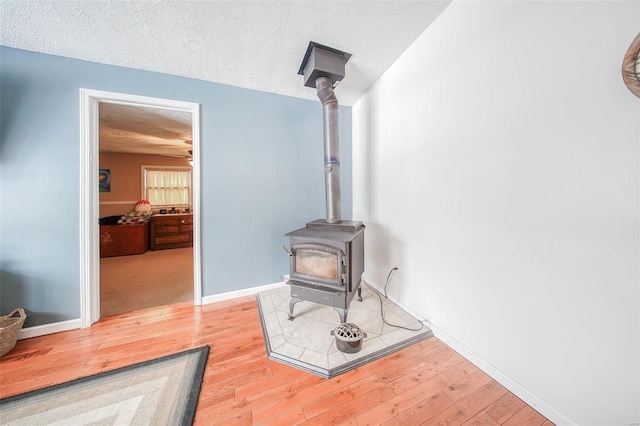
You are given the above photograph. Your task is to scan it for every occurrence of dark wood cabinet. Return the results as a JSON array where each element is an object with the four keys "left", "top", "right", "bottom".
[
  {"left": 150, "top": 214, "right": 193, "bottom": 250},
  {"left": 100, "top": 222, "right": 150, "bottom": 258}
]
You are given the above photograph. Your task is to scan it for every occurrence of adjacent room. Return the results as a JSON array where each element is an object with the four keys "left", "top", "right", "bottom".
[
  {"left": 0, "top": 1, "right": 638, "bottom": 425},
  {"left": 98, "top": 102, "right": 195, "bottom": 317}
]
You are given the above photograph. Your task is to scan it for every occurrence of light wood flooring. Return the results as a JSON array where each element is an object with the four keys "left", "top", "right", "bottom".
[
  {"left": 0, "top": 297, "right": 553, "bottom": 425},
  {"left": 100, "top": 247, "right": 194, "bottom": 317}
]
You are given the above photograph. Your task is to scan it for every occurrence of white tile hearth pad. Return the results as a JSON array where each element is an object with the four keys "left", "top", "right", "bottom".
[{"left": 256, "top": 284, "right": 433, "bottom": 378}]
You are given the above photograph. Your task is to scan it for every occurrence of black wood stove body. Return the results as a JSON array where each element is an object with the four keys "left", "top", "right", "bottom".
[{"left": 285, "top": 219, "right": 364, "bottom": 323}]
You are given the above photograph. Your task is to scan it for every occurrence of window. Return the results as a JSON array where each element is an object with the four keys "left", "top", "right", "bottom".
[{"left": 142, "top": 166, "right": 192, "bottom": 207}]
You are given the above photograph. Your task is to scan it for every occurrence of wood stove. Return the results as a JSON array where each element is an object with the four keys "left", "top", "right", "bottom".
[
  {"left": 285, "top": 220, "right": 364, "bottom": 323},
  {"left": 284, "top": 42, "right": 365, "bottom": 323}
]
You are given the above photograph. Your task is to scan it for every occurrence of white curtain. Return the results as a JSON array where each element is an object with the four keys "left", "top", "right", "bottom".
[{"left": 146, "top": 170, "right": 190, "bottom": 205}]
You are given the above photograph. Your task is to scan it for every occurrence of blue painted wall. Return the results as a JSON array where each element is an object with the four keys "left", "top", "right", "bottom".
[{"left": 0, "top": 47, "right": 352, "bottom": 327}]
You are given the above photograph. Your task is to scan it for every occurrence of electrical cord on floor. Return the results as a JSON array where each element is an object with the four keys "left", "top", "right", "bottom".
[{"left": 362, "top": 267, "right": 424, "bottom": 332}]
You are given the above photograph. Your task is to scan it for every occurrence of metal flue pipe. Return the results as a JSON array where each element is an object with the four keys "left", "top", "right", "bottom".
[{"left": 315, "top": 76, "right": 342, "bottom": 224}]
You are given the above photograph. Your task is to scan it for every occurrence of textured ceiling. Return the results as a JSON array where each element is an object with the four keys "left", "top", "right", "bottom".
[
  {"left": 0, "top": 0, "right": 450, "bottom": 106},
  {"left": 99, "top": 103, "right": 193, "bottom": 157}
]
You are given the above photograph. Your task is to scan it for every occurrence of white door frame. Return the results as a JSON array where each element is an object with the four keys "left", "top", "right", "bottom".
[{"left": 79, "top": 88, "right": 202, "bottom": 328}]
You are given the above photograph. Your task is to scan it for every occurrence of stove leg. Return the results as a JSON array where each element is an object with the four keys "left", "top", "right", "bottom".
[
  {"left": 288, "top": 297, "right": 302, "bottom": 321},
  {"left": 335, "top": 307, "right": 347, "bottom": 324},
  {"left": 357, "top": 286, "right": 363, "bottom": 302}
]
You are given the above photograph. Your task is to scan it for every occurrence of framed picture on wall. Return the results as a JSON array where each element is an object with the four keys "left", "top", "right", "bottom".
[{"left": 99, "top": 169, "right": 110, "bottom": 192}]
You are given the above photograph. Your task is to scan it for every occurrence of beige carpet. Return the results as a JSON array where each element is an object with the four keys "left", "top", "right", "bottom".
[{"left": 100, "top": 248, "right": 194, "bottom": 317}]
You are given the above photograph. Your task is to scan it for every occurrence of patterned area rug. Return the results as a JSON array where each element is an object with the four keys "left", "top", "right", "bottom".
[
  {"left": 257, "top": 284, "right": 433, "bottom": 378},
  {"left": 0, "top": 346, "right": 209, "bottom": 426}
]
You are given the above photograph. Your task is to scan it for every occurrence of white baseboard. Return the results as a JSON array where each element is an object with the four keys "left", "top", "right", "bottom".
[
  {"left": 18, "top": 318, "right": 82, "bottom": 340},
  {"left": 361, "top": 276, "right": 574, "bottom": 426},
  {"left": 202, "top": 280, "right": 287, "bottom": 305},
  {"left": 428, "top": 324, "right": 575, "bottom": 426}
]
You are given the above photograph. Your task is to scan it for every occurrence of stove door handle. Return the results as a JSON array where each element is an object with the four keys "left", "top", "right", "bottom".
[{"left": 281, "top": 244, "right": 293, "bottom": 257}]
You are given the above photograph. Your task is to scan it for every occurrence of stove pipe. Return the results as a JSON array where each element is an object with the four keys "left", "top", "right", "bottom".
[
  {"left": 299, "top": 42, "right": 352, "bottom": 224},
  {"left": 316, "top": 76, "right": 341, "bottom": 224}
]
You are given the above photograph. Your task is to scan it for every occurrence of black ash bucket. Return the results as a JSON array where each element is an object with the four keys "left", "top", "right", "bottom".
[{"left": 331, "top": 323, "right": 367, "bottom": 353}]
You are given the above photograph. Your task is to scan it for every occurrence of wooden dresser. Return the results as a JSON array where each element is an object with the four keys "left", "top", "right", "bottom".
[
  {"left": 150, "top": 214, "right": 193, "bottom": 250},
  {"left": 100, "top": 222, "right": 150, "bottom": 258}
]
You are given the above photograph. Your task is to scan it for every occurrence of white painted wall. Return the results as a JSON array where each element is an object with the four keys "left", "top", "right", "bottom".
[{"left": 353, "top": 2, "right": 639, "bottom": 425}]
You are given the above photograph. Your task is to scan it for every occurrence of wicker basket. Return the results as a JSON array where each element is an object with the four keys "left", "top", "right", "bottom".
[{"left": 0, "top": 308, "right": 26, "bottom": 357}]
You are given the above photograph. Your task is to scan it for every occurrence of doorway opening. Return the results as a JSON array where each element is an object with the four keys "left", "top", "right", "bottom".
[{"left": 80, "top": 89, "right": 201, "bottom": 327}]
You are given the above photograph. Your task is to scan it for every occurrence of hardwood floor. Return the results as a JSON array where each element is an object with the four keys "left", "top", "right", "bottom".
[{"left": 0, "top": 297, "right": 553, "bottom": 425}]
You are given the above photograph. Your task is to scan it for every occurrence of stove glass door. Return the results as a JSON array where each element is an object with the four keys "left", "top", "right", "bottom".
[{"left": 291, "top": 244, "right": 344, "bottom": 285}]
